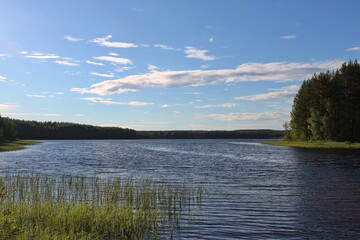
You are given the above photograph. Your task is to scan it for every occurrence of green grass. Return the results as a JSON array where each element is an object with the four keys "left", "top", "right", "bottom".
[
  {"left": 0, "top": 140, "right": 41, "bottom": 152},
  {"left": 0, "top": 174, "right": 202, "bottom": 239},
  {"left": 262, "top": 140, "right": 360, "bottom": 148}
]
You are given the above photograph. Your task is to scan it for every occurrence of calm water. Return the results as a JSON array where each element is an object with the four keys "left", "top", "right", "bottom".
[{"left": 1, "top": 139, "right": 360, "bottom": 239}]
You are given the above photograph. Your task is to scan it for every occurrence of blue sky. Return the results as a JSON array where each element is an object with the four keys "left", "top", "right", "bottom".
[{"left": 1, "top": 0, "right": 359, "bottom": 130}]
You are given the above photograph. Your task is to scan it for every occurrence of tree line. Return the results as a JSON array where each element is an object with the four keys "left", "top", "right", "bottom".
[
  {"left": 0, "top": 115, "right": 283, "bottom": 140},
  {"left": 285, "top": 60, "right": 360, "bottom": 142}
]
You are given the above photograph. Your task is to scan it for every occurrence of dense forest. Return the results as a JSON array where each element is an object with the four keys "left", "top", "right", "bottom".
[
  {"left": 0, "top": 115, "right": 283, "bottom": 140},
  {"left": 0, "top": 115, "right": 16, "bottom": 141},
  {"left": 286, "top": 60, "right": 360, "bottom": 142},
  {"left": 3, "top": 117, "right": 136, "bottom": 140},
  {"left": 137, "top": 130, "right": 283, "bottom": 139}
]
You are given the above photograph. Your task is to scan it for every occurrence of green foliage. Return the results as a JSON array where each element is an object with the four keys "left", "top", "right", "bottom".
[
  {"left": 289, "top": 60, "right": 360, "bottom": 142},
  {"left": 0, "top": 175, "right": 202, "bottom": 239},
  {"left": 0, "top": 114, "right": 16, "bottom": 141}
]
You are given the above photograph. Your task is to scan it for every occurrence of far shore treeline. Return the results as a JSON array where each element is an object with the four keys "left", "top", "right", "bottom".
[
  {"left": 284, "top": 60, "right": 360, "bottom": 142},
  {"left": 0, "top": 116, "right": 283, "bottom": 140}
]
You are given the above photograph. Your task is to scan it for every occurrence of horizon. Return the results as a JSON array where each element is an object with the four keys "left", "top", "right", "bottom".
[{"left": 1, "top": 0, "right": 360, "bottom": 130}]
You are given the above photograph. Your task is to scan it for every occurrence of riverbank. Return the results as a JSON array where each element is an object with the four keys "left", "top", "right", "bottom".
[
  {"left": 0, "top": 140, "right": 41, "bottom": 152},
  {"left": 263, "top": 140, "right": 360, "bottom": 148}
]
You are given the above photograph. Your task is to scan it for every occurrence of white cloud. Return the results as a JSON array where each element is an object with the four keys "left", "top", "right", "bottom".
[
  {"left": 81, "top": 97, "right": 153, "bottom": 106},
  {"left": 3, "top": 113, "right": 61, "bottom": 117},
  {"left": 93, "top": 56, "right": 132, "bottom": 65},
  {"left": 0, "top": 75, "right": 6, "bottom": 82},
  {"left": 195, "top": 103, "right": 237, "bottom": 108},
  {"left": 55, "top": 60, "right": 80, "bottom": 66},
  {"left": 25, "top": 52, "right": 60, "bottom": 59},
  {"left": 54, "top": 92, "right": 64, "bottom": 95},
  {"left": 202, "top": 111, "right": 289, "bottom": 121},
  {"left": 0, "top": 104, "right": 20, "bottom": 110},
  {"left": 346, "top": 47, "right": 360, "bottom": 51},
  {"left": 160, "top": 104, "right": 170, "bottom": 108},
  {"left": 184, "top": 46, "right": 216, "bottom": 61},
  {"left": 209, "top": 37, "right": 214, "bottom": 43},
  {"left": 280, "top": 35, "right": 297, "bottom": 40},
  {"left": 153, "top": 44, "right": 177, "bottom": 50},
  {"left": 115, "top": 66, "right": 134, "bottom": 72},
  {"left": 147, "top": 64, "right": 158, "bottom": 71},
  {"left": 90, "top": 35, "right": 139, "bottom": 48},
  {"left": 70, "top": 60, "right": 342, "bottom": 96},
  {"left": 90, "top": 72, "right": 115, "bottom": 78},
  {"left": 18, "top": 51, "right": 28, "bottom": 54},
  {"left": 234, "top": 85, "right": 300, "bottom": 101},
  {"left": 200, "top": 64, "right": 209, "bottom": 69},
  {"left": 26, "top": 94, "right": 47, "bottom": 98},
  {"left": 0, "top": 53, "right": 8, "bottom": 58},
  {"left": 64, "top": 35, "right": 83, "bottom": 41},
  {"left": 108, "top": 53, "right": 119, "bottom": 56},
  {"left": 86, "top": 60, "right": 104, "bottom": 66}
]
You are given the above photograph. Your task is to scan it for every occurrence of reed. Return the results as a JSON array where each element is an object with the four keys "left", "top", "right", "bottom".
[{"left": 0, "top": 174, "right": 201, "bottom": 239}]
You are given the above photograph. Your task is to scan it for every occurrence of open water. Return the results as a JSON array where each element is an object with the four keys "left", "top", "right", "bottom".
[{"left": 1, "top": 139, "right": 360, "bottom": 239}]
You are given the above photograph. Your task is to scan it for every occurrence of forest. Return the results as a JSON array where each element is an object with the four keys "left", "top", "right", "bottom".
[
  {"left": 286, "top": 60, "right": 360, "bottom": 142},
  {"left": 0, "top": 115, "right": 283, "bottom": 140}
]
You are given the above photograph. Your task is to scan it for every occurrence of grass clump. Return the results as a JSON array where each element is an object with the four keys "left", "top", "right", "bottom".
[
  {"left": 0, "top": 140, "right": 40, "bottom": 152},
  {"left": 0, "top": 175, "right": 202, "bottom": 239},
  {"left": 262, "top": 140, "right": 360, "bottom": 149}
]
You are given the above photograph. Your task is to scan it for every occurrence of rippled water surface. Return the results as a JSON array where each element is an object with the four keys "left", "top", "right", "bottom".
[{"left": 1, "top": 139, "right": 360, "bottom": 239}]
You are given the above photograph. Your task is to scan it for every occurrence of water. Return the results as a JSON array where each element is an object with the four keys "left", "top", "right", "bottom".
[{"left": 1, "top": 139, "right": 360, "bottom": 239}]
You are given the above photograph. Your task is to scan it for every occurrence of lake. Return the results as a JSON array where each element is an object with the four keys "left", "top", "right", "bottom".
[{"left": 1, "top": 139, "right": 360, "bottom": 239}]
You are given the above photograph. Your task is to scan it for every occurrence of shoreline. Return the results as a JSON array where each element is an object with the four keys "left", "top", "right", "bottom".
[
  {"left": 262, "top": 140, "right": 360, "bottom": 149},
  {"left": 0, "top": 140, "right": 41, "bottom": 152}
]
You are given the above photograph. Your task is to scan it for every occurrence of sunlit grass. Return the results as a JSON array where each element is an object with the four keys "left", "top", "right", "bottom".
[
  {"left": 0, "top": 174, "right": 202, "bottom": 239},
  {"left": 263, "top": 140, "right": 360, "bottom": 148},
  {"left": 0, "top": 140, "right": 40, "bottom": 152}
]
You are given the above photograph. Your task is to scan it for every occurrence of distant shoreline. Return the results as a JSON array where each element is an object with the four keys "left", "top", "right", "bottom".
[{"left": 262, "top": 141, "right": 360, "bottom": 149}]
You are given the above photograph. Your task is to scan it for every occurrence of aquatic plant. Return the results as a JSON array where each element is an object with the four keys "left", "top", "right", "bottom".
[{"left": 0, "top": 174, "right": 202, "bottom": 239}]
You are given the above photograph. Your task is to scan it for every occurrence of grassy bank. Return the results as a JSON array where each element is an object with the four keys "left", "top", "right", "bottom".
[
  {"left": 263, "top": 140, "right": 360, "bottom": 148},
  {"left": 0, "top": 140, "right": 40, "bottom": 152},
  {"left": 0, "top": 174, "right": 202, "bottom": 239}
]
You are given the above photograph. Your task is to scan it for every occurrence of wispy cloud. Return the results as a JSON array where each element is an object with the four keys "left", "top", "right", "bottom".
[
  {"left": 71, "top": 60, "right": 342, "bottom": 96},
  {"left": 25, "top": 52, "right": 60, "bottom": 59},
  {"left": 147, "top": 64, "right": 158, "bottom": 71},
  {"left": 0, "top": 53, "right": 9, "bottom": 58},
  {"left": 160, "top": 104, "right": 170, "bottom": 108},
  {"left": 234, "top": 85, "right": 300, "bottom": 101},
  {"left": 86, "top": 60, "right": 104, "bottom": 66},
  {"left": 201, "top": 111, "right": 289, "bottom": 121},
  {"left": 115, "top": 66, "right": 134, "bottom": 72},
  {"left": 346, "top": 47, "right": 360, "bottom": 51},
  {"left": 184, "top": 46, "right": 216, "bottom": 61},
  {"left": 81, "top": 97, "right": 153, "bottom": 106},
  {"left": 90, "top": 72, "right": 115, "bottom": 78},
  {"left": 90, "top": 35, "right": 140, "bottom": 48},
  {"left": 280, "top": 35, "right": 297, "bottom": 40},
  {"left": 64, "top": 35, "right": 83, "bottom": 41},
  {"left": 108, "top": 53, "right": 119, "bottom": 56},
  {"left": 55, "top": 60, "right": 80, "bottom": 66},
  {"left": 0, "top": 104, "right": 20, "bottom": 110},
  {"left": 0, "top": 75, "right": 6, "bottom": 82},
  {"left": 26, "top": 94, "right": 47, "bottom": 98},
  {"left": 93, "top": 56, "right": 132, "bottom": 65},
  {"left": 183, "top": 92, "right": 202, "bottom": 95},
  {"left": 209, "top": 37, "right": 215, "bottom": 43},
  {"left": 153, "top": 44, "right": 178, "bottom": 50},
  {"left": 195, "top": 103, "right": 237, "bottom": 108}
]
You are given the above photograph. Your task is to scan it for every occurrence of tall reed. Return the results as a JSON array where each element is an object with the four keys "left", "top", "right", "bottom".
[{"left": 0, "top": 174, "right": 202, "bottom": 239}]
